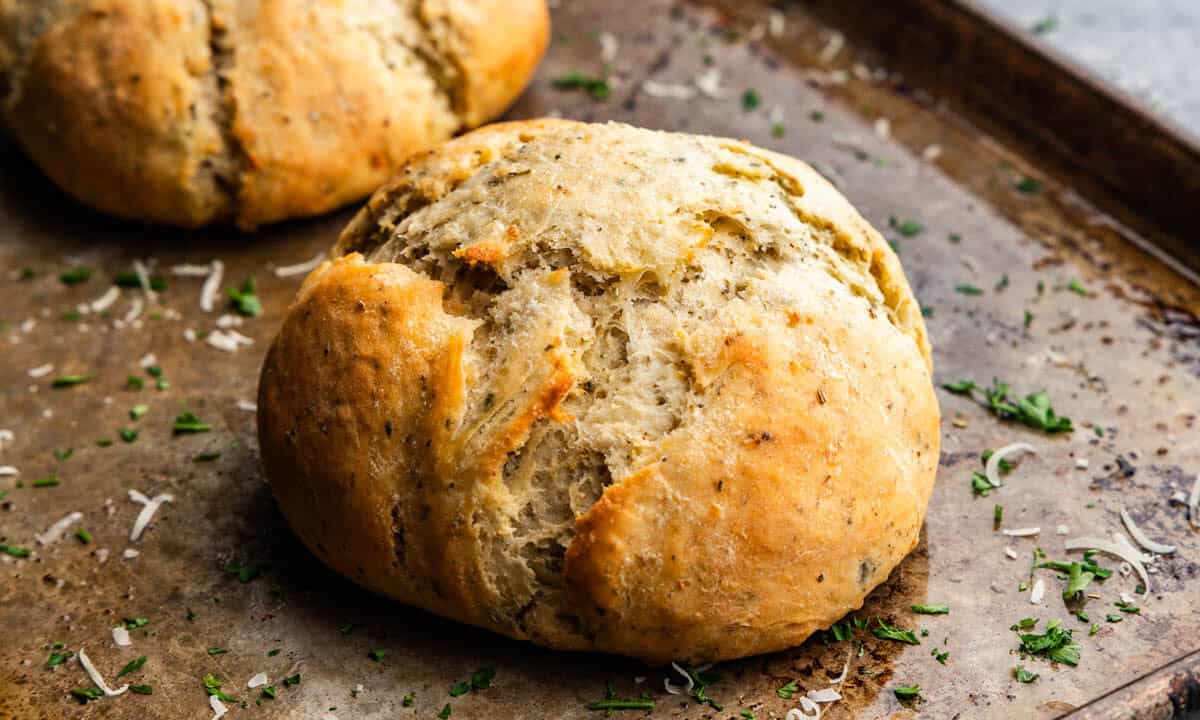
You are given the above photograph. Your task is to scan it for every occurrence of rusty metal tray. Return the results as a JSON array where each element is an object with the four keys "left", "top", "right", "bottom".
[{"left": 3, "top": 1, "right": 1199, "bottom": 718}]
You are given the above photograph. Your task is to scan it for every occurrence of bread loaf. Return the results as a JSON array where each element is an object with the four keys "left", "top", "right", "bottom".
[
  {"left": 0, "top": 0, "right": 547, "bottom": 228},
  {"left": 258, "top": 119, "right": 941, "bottom": 663}
]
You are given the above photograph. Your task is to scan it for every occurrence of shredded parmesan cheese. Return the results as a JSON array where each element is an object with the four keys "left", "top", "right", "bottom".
[
  {"left": 123, "top": 297, "right": 144, "bottom": 324},
  {"left": 873, "top": 117, "right": 890, "bottom": 141},
  {"left": 598, "top": 31, "right": 618, "bottom": 63},
  {"left": 768, "top": 9, "right": 785, "bottom": 37},
  {"left": 921, "top": 144, "right": 943, "bottom": 162},
  {"left": 128, "top": 490, "right": 174, "bottom": 541},
  {"left": 694, "top": 68, "right": 723, "bottom": 98},
  {"left": 1001, "top": 527, "right": 1041, "bottom": 537},
  {"left": 123, "top": 548, "right": 140, "bottom": 559},
  {"left": 819, "top": 31, "right": 844, "bottom": 63},
  {"left": 0, "top": 466, "right": 18, "bottom": 476},
  {"left": 807, "top": 688, "right": 842, "bottom": 703},
  {"left": 1056, "top": 525, "right": 1070, "bottom": 535},
  {"left": 247, "top": 672, "right": 268, "bottom": 688},
  {"left": 200, "top": 260, "right": 225, "bottom": 312},
  {"left": 171, "top": 263, "right": 212, "bottom": 276},
  {"left": 664, "top": 662, "right": 693, "bottom": 695},
  {"left": 236, "top": 400, "right": 258, "bottom": 413},
  {"left": 78, "top": 648, "right": 128, "bottom": 697},
  {"left": 210, "top": 694, "right": 228, "bottom": 719},
  {"left": 830, "top": 645, "right": 853, "bottom": 684},
  {"left": 132, "top": 260, "right": 157, "bottom": 303},
  {"left": 1120, "top": 506, "right": 1176, "bottom": 554},
  {"left": 90, "top": 286, "right": 121, "bottom": 313},
  {"left": 1004, "top": 547, "right": 1019, "bottom": 560},
  {"left": 216, "top": 314, "right": 243, "bottom": 328},
  {"left": 184, "top": 328, "right": 197, "bottom": 342},
  {"left": 112, "top": 626, "right": 131, "bottom": 647},
  {"left": 1030, "top": 578, "right": 1045, "bottom": 604},
  {"left": 28, "top": 363, "right": 54, "bottom": 378},
  {"left": 642, "top": 80, "right": 697, "bottom": 100},
  {"left": 0, "top": 429, "right": 12, "bottom": 447},
  {"left": 985, "top": 443, "right": 1037, "bottom": 488},
  {"left": 35, "top": 511, "right": 83, "bottom": 545},
  {"left": 138, "top": 353, "right": 157, "bottom": 368},
  {"left": 206, "top": 329, "right": 254, "bottom": 353}
]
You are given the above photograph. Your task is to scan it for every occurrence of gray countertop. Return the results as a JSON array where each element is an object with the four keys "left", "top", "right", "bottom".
[{"left": 979, "top": 0, "right": 1200, "bottom": 138}]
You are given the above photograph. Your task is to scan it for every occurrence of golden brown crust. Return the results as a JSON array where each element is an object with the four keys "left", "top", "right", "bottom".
[
  {"left": 0, "top": 0, "right": 547, "bottom": 228},
  {"left": 259, "top": 120, "right": 940, "bottom": 663}
]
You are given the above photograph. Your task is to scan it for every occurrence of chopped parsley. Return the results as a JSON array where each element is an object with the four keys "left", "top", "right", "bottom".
[
  {"left": 449, "top": 681, "right": 470, "bottom": 698},
  {"left": 1, "top": 544, "right": 32, "bottom": 558},
  {"left": 931, "top": 648, "right": 949, "bottom": 665},
  {"left": 893, "top": 684, "right": 921, "bottom": 699},
  {"left": 126, "top": 375, "right": 145, "bottom": 390},
  {"left": 776, "top": 680, "right": 799, "bottom": 699},
  {"left": 741, "top": 89, "right": 761, "bottom": 111},
  {"left": 123, "top": 617, "right": 149, "bottom": 630},
  {"left": 60, "top": 267, "right": 92, "bottom": 286},
  {"left": 941, "top": 379, "right": 1072, "bottom": 433},
  {"left": 130, "top": 404, "right": 149, "bottom": 420},
  {"left": 1015, "top": 177, "right": 1042, "bottom": 194},
  {"left": 33, "top": 475, "right": 61, "bottom": 488},
  {"left": 228, "top": 277, "right": 262, "bottom": 317},
  {"left": 130, "top": 684, "right": 153, "bottom": 695},
  {"left": 740, "top": 711, "right": 757, "bottom": 720},
  {"left": 114, "top": 271, "right": 167, "bottom": 291},
  {"left": 971, "top": 471, "right": 993, "bottom": 496},
  {"left": 368, "top": 648, "right": 387, "bottom": 662},
  {"left": 1115, "top": 600, "right": 1140, "bottom": 614},
  {"left": 19, "top": 267, "right": 36, "bottom": 280},
  {"left": 1014, "top": 665, "right": 1039, "bottom": 683},
  {"left": 119, "top": 428, "right": 138, "bottom": 443},
  {"left": 771, "top": 122, "right": 786, "bottom": 138},
  {"left": 95, "top": 439, "right": 113, "bottom": 447},
  {"left": 47, "top": 649, "right": 74, "bottom": 667},
  {"left": 283, "top": 674, "right": 301, "bottom": 687},
  {"left": 207, "top": 648, "right": 228, "bottom": 656},
  {"left": 1024, "top": 309, "right": 1034, "bottom": 328},
  {"left": 994, "top": 504, "right": 1003, "bottom": 524},
  {"left": 267, "top": 648, "right": 281, "bottom": 656},
  {"left": 173, "top": 412, "right": 211, "bottom": 434},
  {"left": 1017, "top": 619, "right": 1080, "bottom": 666},
  {"left": 872, "top": 619, "right": 920, "bottom": 645},
  {"left": 76, "top": 528, "right": 93, "bottom": 544},
  {"left": 52, "top": 374, "right": 91, "bottom": 388},
  {"left": 1031, "top": 15, "right": 1058, "bottom": 34},
  {"left": 911, "top": 604, "right": 949, "bottom": 615},
  {"left": 829, "top": 618, "right": 855, "bottom": 642},
  {"left": 402, "top": 692, "right": 415, "bottom": 706},
  {"left": 117, "top": 656, "right": 147, "bottom": 678},
  {"left": 71, "top": 687, "right": 104, "bottom": 703},
  {"left": 995, "top": 274, "right": 1010, "bottom": 291},
  {"left": 810, "top": 110, "right": 825, "bottom": 122},
  {"left": 203, "top": 673, "right": 236, "bottom": 703},
  {"left": 338, "top": 623, "right": 354, "bottom": 636},
  {"left": 1106, "top": 613, "right": 1123, "bottom": 623},
  {"left": 261, "top": 686, "right": 277, "bottom": 699},
  {"left": 586, "top": 680, "right": 655, "bottom": 714},
  {"left": 1036, "top": 556, "right": 1112, "bottom": 580},
  {"left": 438, "top": 703, "right": 452, "bottom": 719},
  {"left": 186, "top": 608, "right": 197, "bottom": 622},
  {"left": 889, "top": 218, "right": 924, "bottom": 237},
  {"left": 1067, "top": 278, "right": 1088, "bottom": 296},
  {"left": 193, "top": 451, "right": 222, "bottom": 462},
  {"left": 552, "top": 71, "right": 611, "bottom": 100},
  {"left": 471, "top": 667, "right": 496, "bottom": 691},
  {"left": 954, "top": 283, "right": 984, "bottom": 296},
  {"left": 53, "top": 447, "right": 73, "bottom": 461},
  {"left": 224, "top": 562, "right": 261, "bottom": 583}
]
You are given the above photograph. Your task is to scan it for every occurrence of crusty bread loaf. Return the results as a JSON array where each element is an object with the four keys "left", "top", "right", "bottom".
[
  {"left": 0, "top": 0, "right": 547, "bottom": 228},
  {"left": 257, "top": 119, "right": 941, "bottom": 663}
]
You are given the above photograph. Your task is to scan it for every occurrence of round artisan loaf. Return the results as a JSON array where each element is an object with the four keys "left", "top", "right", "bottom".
[
  {"left": 0, "top": 0, "right": 547, "bottom": 228},
  {"left": 257, "top": 119, "right": 941, "bottom": 663}
]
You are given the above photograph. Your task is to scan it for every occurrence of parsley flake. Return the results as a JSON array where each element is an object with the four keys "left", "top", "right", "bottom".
[
  {"left": 173, "top": 412, "right": 211, "bottom": 434},
  {"left": 117, "top": 656, "right": 147, "bottom": 678},
  {"left": 872, "top": 619, "right": 920, "bottom": 645},
  {"left": 52, "top": 374, "right": 91, "bottom": 388},
  {"left": 911, "top": 604, "right": 949, "bottom": 615},
  {"left": 552, "top": 71, "right": 611, "bottom": 101},
  {"left": 60, "top": 267, "right": 92, "bottom": 286},
  {"left": 1014, "top": 665, "right": 1039, "bottom": 683},
  {"left": 0, "top": 544, "right": 32, "bottom": 558},
  {"left": 893, "top": 684, "right": 921, "bottom": 699}
]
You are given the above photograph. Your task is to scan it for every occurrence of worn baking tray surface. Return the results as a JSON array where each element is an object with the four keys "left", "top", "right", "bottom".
[{"left": 2, "top": 1, "right": 1199, "bottom": 719}]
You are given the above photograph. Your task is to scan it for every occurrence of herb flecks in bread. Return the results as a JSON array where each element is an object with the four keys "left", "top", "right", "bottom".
[{"left": 258, "top": 120, "right": 941, "bottom": 663}]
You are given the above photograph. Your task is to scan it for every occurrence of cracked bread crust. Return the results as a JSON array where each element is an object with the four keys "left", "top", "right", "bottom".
[
  {"left": 258, "top": 120, "right": 941, "bottom": 663},
  {"left": 0, "top": 0, "right": 547, "bottom": 228}
]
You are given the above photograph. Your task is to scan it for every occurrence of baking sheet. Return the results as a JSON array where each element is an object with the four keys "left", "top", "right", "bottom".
[{"left": 2, "top": 1, "right": 1199, "bottom": 718}]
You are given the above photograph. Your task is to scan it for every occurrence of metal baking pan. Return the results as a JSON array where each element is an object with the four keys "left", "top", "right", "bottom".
[{"left": 2, "top": 1, "right": 1198, "bottom": 718}]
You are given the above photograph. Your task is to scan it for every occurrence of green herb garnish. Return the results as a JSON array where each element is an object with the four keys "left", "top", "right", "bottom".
[
  {"left": 207, "top": 648, "right": 228, "bottom": 656},
  {"left": 76, "top": 528, "right": 93, "bottom": 544},
  {"left": 261, "top": 686, "right": 278, "bottom": 699},
  {"left": 402, "top": 692, "right": 415, "bottom": 706},
  {"left": 53, "top": 447, "right": 73, "bottom": 461},
  {"left": 283, "top": 674, "right": 301, "bottom": 687},
  {"left": 1014, "top": 665, "right": 1038, "bottom": 683},
  {"left": 114, "top": 272, "right": 167, "bottom": 291},
  {"left": 126, "top": 375, "right": 145, "bottom": 390},
  {"left": 71, "top": 687, "right": 104, "bottom": 703},
  {"left": 33, "top": 475, "right": 61, "bottom": 488},
  {"left": 741, "top": 89, "right": 761, "bottom": 111},
  {"left": 1067, "top": 279, "right": 1088, "bottom": 296},
  {"left": 267, "top": 648, "right": 281, "bottom": 656},
  {"left": 776, "top": 680, "right": 799, "bottom": 699},
  {"left": 889, "top": 218, "right": 924, "bottom": 237},
  {"left": 438, "top": 703, "right": 452, "bottom": 719},
  {"left": 872, "top": 619, "right": 920, "bottom": 645},
  {"left": 203, "top": 673, "right": 236, "bottom": 703},
  {"left": 193, "top": 451, "right": 222, "bottom": 462},
  {"left": 586, "top": 680, "right": 654, "bottom": 714},
  {"left": 1106, "top": 613, "right": 1122, "bottom": 623},
  {"left": 119, "top": 428, "right": 138, "bottom": 443},
  {"left": 471, "top": 667, "right": 495, "bottom": 691},
  {"left": 551, "top": 71, "right": 611, "bottom": 100},
  {"left": 1015, "top": 177, "right": 1042, "bottom": 194},
  {"left": 52, "top": 374, "right": 91, "bottom": 388},
  {"left": 893, "top": 684, "right": 921, "bottom": 699},
  {"left": 0, "top": 544, "right": 31, "bottom": 557},
  {"left": 224, "top": 562, "right": 261, "bottom": 583},
  {"left": 227, "top": 277, "right": 262, "bottom": 317},
  {"left": 173, "top": 412, "right": 211, "bottom": 434},
  {"left": 932, "top": 648, "right": 949, "bottom": 664},
  {"left": 123, "top": 617, "right": 149, "bottom": 630},
  {"left": 47, "top": 650, "right": 74, "bottom": 667},
  {"left": 911, "top": 604, "right": 949, "bottom": 615},
  {"left": 955, "top": 283, "right": 984, "bottom": 296},
  {"left": 368, "top": 648, "right": 386, "bottom": 662},
  {"left": 129, "top": 684, "right": 152, "bottom": 695},
  {"left": 1115, "top": 601, "right": 1140, "bottom": 614},
  {"left": 449, "top": 681, "right": 470, "bottom": 697},
  {"left": 60, "top": 267, "right": 92, "bottom": 286},
  {"left": 117, "top": 656, "right": 147, "bottom": 678},
  {"left": 1017, "top": 619, "right": 1080, "bottom": 666},
  {"left": 940, "top": 379, "right": 1072, "bottom": 433},
  {"left": 130, "top": 404, "right": 149, "bottom": 420},
  {"left": 1061, "top": 561, "right": 1096, "bottom": 604}
]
